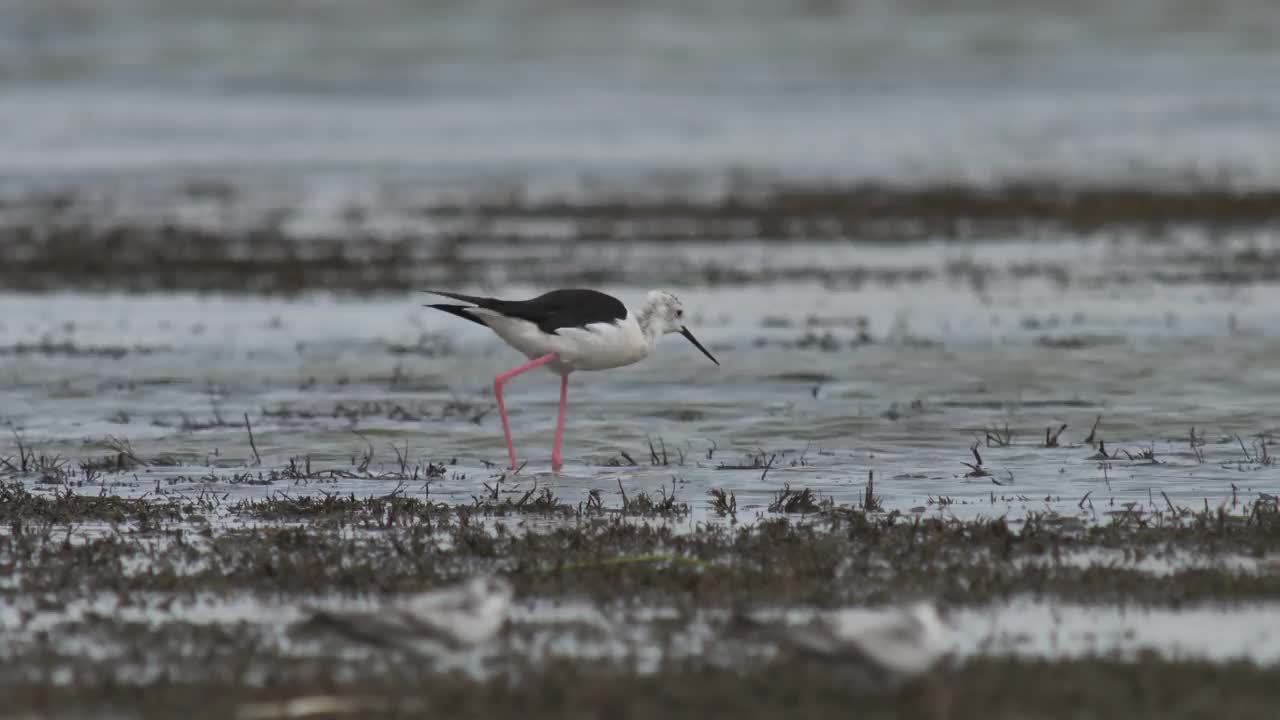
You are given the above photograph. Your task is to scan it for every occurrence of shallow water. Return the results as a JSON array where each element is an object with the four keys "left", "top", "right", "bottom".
[{"left": 3, "top": 238, "right": 1277, "bottom": 524}]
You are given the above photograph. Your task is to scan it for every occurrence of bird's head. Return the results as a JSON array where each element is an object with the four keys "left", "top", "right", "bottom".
[{"left": 645, "top": 290, "right": 719, "bottom": 366}]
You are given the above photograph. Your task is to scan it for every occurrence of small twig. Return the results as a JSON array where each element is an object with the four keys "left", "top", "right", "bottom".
[
  {"left": 984, "top": 423, "right": 1012, "bottom": 447},
  {"left": 13, "top": 431, "right": 29, "bottom": 473},
  {"left": 1236, "top": 434, "right": 1254, "bottom": 464},
  {"left": 759, "top": 453, "right": 777, "bottom": 483},
  {"left": 863, "top": 470, "right": 883, "bottom": 511},
  {"left": 104, "top": 435, "right": 147, "bottom": 468},
  {"left": 1121, "top": 444, "right": 1160, "bottom": 464},
  {"left": 389, "top": 441, "right": 410, "bottom": 476},
  {"left": 709, "top": 488, "right": 737, "bottom": 518},
  {"left": 1044, "top": 424, "right": 1068, "bottom": 448},
  {"left": 351, "top": 430, "right": 374, "bottom": 473},
  {"left": 962, "top": 442, "right": 991, "bottom": 477},
  {"left": 516, "top": 480, "right": 538, "bottom": 508},
  {"left": 1084, "top": 415, "right": 1101, "bottom": 445},
  {"left": 244, "top": 413, "right": 262, "bottom": 466}
]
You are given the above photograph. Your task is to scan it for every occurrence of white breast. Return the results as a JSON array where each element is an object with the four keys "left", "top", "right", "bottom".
[{"left": 475, "top": 310, "right": 652, "bottom": 373}]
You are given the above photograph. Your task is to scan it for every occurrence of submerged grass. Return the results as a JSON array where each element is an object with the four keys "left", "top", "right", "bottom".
[
  {"left": 3, "top": 483, "right": 1280, "bottom": 718},
  {"left": 0, "top": 482, "right": 191, "bottom": 526},
  {"left": 4, "top": 482, "right": 1280, "bottom": 604}
]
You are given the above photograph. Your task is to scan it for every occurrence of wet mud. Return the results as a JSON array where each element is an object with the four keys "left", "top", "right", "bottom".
[
  {"left": 6, "top": 658, "right": 1279, "bottom": 720},
  {"left": 4, "top": 182, "right": 1280, "bottom": 294},
  {"left": 3, "top": 483, "right": 1280, "bottom": 718}
]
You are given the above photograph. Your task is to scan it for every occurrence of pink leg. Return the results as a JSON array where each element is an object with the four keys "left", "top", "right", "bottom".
[
  {"left": 494, "top": 353, "right": 558, "bottom": 470},
  {"left": 551, "top": 375, "right": 569, "bottom": 471}
]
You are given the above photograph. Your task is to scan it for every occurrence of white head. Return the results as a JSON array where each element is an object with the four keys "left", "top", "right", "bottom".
[
  {"left": 451, "top": 576, "right": 514, "bottom": 645},
  {"left": 855, "top": 601, "right": 951, "bottom": 677},
  {"left": 905, "top": 601, "right": 949, "bottom": 647},
  {"left": 641, "top": 290, "right": 719, "bottom": 366}
]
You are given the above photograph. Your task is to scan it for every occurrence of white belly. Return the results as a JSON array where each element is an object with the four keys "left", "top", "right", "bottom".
[{"left": 477, "top": 311, "right": 651, "bottom": 374}]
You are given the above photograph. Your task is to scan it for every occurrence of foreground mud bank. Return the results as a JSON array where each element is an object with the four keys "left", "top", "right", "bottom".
[
  {"left": 5, "top": 658, "right": 1278, "bottom": 720},
  {"left": 2, "top": 484, "right": 1279, "bottom": 718},
  {"left": 4, "top": 483, "right": 1279, "bottom": 602}
]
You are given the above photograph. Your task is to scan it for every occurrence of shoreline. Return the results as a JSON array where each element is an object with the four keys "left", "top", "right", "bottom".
[{"left": 4, "top": 181, "right": 1280, "bottom": 295}]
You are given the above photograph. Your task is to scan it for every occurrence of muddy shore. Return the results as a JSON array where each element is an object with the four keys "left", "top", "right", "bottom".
[
  {"left": 4, "top": 182, "right": 1280, "bottom": 294},
  {"left": 3, "top": 483, "right": 1279, "bottom": 718}
]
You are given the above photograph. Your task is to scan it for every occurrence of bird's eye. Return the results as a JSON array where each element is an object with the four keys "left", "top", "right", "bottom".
[{"left": 676, "top": 309, "right": 684, "bottom": 318}]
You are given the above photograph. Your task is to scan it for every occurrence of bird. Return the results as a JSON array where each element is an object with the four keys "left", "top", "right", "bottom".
[
  {"left": 789, "top": 602, "right": 951, "bottom": 679},
  {"left": 293, "top": 576, "right": 513, "bottom": 653},
  {"left": 422, "top": 288, "right": 719, "bottom": 471},
  {"left": 735, "top": 601, "right": 951, "bottom": 687}
]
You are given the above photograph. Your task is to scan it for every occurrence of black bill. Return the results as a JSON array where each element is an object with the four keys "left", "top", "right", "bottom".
[{"left": 679, "top": 326, "right": 720, "bottom": 366}]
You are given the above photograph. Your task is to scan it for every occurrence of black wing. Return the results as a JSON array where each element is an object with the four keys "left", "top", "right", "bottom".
[{"left": 422, "top": 289, "right": 627, "bottom": 335}]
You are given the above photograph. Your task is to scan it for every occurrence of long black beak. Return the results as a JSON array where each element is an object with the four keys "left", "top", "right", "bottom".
[{"left": 680, "top": 326, "right": 720, "bottom": 366}]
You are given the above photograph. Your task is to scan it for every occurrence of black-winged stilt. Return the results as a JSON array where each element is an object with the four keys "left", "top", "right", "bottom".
[{"left": 423, "top": 288, "right": 719, "bottom": 471}]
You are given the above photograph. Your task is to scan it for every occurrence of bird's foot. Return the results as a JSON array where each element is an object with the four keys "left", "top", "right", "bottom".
[{"left": 551, "top": 455, "right": 563, "bottom": 473}]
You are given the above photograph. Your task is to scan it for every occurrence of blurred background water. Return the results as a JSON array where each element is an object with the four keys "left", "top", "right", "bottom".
[{"left": 3, "top": 0, "right": 1280, "bottom": 193}]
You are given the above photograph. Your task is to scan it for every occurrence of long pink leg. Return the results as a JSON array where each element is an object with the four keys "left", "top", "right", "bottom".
[
  {"left": 551, "top": 374, "right": 570, "bottom": 471},
  {"left": 494, "top": 353, "right": 558, "bottom": 470}
]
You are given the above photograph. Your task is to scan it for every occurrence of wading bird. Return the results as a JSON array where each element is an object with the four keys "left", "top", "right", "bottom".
[{"left": 423, "top": 288, "right": 719, "bottom": 471}]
